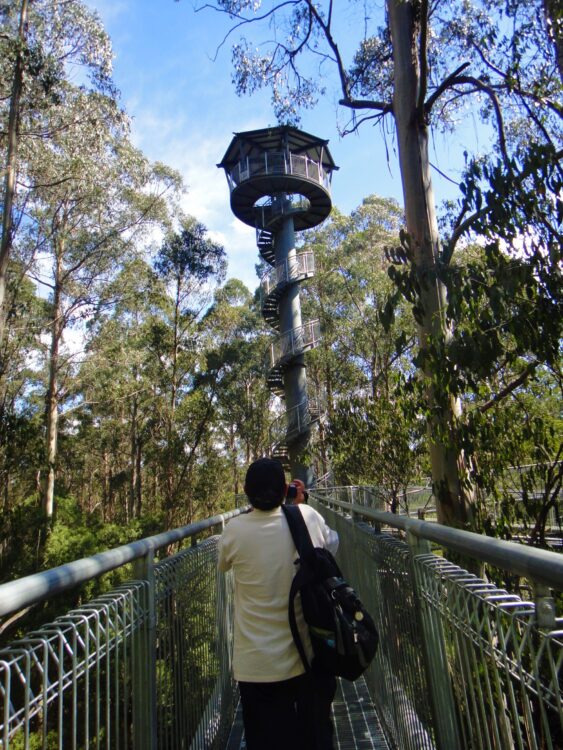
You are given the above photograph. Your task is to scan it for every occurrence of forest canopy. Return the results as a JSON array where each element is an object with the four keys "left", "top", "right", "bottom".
[{"left": 0, "top": 1, "right": 561, "bottom": 631}]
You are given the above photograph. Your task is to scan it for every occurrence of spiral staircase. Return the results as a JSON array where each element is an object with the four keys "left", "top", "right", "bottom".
[{"left": 218, "top": 127, "right": 337, "bottom": 476}]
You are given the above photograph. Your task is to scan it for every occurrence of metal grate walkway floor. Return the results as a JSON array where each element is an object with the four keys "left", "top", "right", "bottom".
[{"left": 226, "top": 677, "right": 390, "bottom": 749}]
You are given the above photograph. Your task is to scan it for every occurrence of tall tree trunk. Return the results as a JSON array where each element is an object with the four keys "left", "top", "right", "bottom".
[
  {"left": 544, "top": 0, "right": 563, "bottom": 83},
  {"left": 165, "top": 279, "right": 181, "bottom": 514},
  {"left": 102, "top": 450, "right": 110, "bottom": 522},
  {"left": 135, "top": 438, "right": 142, "bottom": 517},
  {"left": 0, "top": 0, "right": 29, "bottom": 345},
  {"left": 129, "top": 397, "right": 138, "bottom": 521},
  {"left": 129, "top": 394, "right": 143, "bottom": 519},
  {"left": 43, "top": 250, "right": 63, "bottom": 518},
  {"left": 388, "top": 0, "right": 474, "bottom": 528}
]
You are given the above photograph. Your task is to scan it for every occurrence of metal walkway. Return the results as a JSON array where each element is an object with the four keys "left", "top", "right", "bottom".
[
  {"left": 226, "top": 677, "right": 390, "bottom": 750},
  {"left": 0, "top": 489, "right": 562, "bottom": 749}
]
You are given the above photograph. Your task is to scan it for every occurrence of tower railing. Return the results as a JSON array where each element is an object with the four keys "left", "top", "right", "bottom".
[
  {"left": 225, "top": 152, "right": 332, "bottom": 191},
  {"left": 269, "top": 395, "right": 322, "bottom": 450},
  {"left": 265, "top": 319, "right": 321, "bottom": 372},
  {"left": 260, "top": 251, "right": 315, "bottom": 301}
]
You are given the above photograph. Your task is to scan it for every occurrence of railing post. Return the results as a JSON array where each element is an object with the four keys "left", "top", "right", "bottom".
[
  {"left": 407, "top": 532, "right": 461, "bottom": 750},
  {"left": 133, "top": 549, "right": 157, "bottom": 750},
  {"left": 534, "top": 582, "right": 556, "bottom": 629}
]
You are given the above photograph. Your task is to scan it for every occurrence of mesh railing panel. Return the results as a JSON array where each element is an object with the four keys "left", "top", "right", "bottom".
[
  {"left": 0, "top": 582, "right": 146, "bottom": 748},
  {"left": 0, "top": 535, "right": 236, "bottom": 749},
  {"left": 415, "top": 554, "right": 563, "bottom": 750},
  {"left": 154, "top": 536, "right": 236, "bottom": 750},
  {"left": 312, "top": 498, "right": 563, "bottom": 750},
  {"left": 314, "top": 503, "right": 435, "bottom": 750}
]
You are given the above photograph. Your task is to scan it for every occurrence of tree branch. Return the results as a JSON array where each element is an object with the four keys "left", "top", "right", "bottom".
[
  {"left": 443, "top": 206, "right": 489, "bottom": 265},
  {"left": 339, "top": 97, "right": 392, "bottom": 113},
  {"left": 469, "top": 37, "right": 563, "bottom": 120},
  {"left": 480, "top": 360, "right": 539, "bottom": 413},
  {"left": 445, "top": 146, "right": 563, "bottom": 261},
  {"left": 424, "top": 62, "right": 471, "bottom": 113},
  {"left": 305, "top": 0, "right": 352, "bottom": 102},
  {"left": 196, "top": 1, "right": 301, "bottom": 61},
  {"left": 417, "top": 0, "right": 430, "bottom": 117},
  {"left": 339, "top": 110, "right": 389, "bottom": 136}
]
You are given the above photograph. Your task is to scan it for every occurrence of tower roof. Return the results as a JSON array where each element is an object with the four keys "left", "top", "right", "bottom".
[{"left": 217, "top": 125, "right": 338, "bottom": 172}]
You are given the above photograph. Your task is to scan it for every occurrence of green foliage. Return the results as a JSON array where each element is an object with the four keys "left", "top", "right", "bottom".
[
  {"left": 329, "top": 393, "right": 427, "bottom": 508},
  {"left": 382, "top": 141, "right": 562, "bottom": 537},
  {"left": 0, "top": 493, "right": 168, "bottom": 644},
  {"left": 10, "top": 730, "right": 59, "bottom": 750}
]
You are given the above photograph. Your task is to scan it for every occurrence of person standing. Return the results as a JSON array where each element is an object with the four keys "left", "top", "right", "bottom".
[{"left": 218, "top": 457, "right": 339, "bottom": 750}]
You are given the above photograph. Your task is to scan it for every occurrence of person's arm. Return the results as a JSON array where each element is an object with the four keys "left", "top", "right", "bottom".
[
  {"left": 323, "top": 524, "right": 339, "bottom": 555},
  {"left": 302, "top": 505, "right": 339, "bottom": 554},
  {"left": 287, "top": 479, "right": 308, "bottom": 504},
  {"left": 217, "top": 530, "right": 233, "bottom": 572}
]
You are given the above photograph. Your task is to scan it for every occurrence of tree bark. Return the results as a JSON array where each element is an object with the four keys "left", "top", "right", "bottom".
[
  {"left": 388, "top": 0, "right": 474, "bottom": 528},
  {"left": 129, "top": 395, "right": 139, "bottom": 521},
  {"left": 43, "top": 247, "right": 63, "bottom": 519},
  {"left": 0, "top": 0, "right": 29, "bottom": 345},
  {"left": 544, "top": 0, "right": 563, "bottom": 83}
]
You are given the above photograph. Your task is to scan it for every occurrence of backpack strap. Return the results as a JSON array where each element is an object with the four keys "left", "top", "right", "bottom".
[
  {"left": 281, "top": 504, "right": 315, "bottom": 673},
  {"left": 282, "top": 503, "right": 315, "bottom": 560}
]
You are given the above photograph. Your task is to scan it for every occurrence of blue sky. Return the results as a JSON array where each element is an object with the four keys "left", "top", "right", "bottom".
[{"left": 86, "top": 0, "right": 480, "bottom": 291}]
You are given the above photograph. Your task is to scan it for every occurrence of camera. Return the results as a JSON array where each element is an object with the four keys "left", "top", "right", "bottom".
[
  {"left": 286, "top": 483, "right": 309, "bottom": 503},
  {"left": 287, "top": 483, "right": 298, "bottom": 500}
]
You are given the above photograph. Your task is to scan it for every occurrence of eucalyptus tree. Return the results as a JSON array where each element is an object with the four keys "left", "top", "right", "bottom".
[
  {"left": 25, "top": 83, "right": 182, "bottom": 519},
  {"left": 151, "top": 217, "right": 227, "bottom": 525},
  {"left": 0, "top": 266, "right": 47, "bottom": 511},
  {"left": 300, "top": 195, "right": 418, "bottom": 489},
  {"left": 75, "top": 258, "right": 167, "bottom": 522},
  {"left": 306, "top": 196, "right": 413, "bottom": 397},
  {"left": 198, "top": 0, "right": 562, "bottom": 528},
  {"left": 201, "top": 278, "right": 272, "bottom": 492},
  {"left": 0, "top": 0, "right": 116, "bottom": 343}
]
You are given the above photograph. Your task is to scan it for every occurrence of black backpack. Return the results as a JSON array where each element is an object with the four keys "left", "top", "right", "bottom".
[{"left": 281, "top": 504, "right": 378, "bottom": 682}]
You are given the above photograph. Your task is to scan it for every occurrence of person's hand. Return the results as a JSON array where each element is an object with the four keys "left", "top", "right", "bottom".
[{"left": 288, "top": 478, "right": 307, "bottom": 504}]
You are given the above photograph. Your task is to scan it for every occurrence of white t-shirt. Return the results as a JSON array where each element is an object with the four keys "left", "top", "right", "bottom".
[{"left": 218, "top": 503, "right": 339, "bottom": 683}]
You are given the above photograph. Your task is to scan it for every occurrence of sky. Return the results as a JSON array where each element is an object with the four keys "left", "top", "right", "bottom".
[{"left": 86, "top": 0, "right": 480, "bottom": 292}]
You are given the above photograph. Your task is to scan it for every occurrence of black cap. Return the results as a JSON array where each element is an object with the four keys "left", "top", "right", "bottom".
[{"left": 245, "top": 458, "right": 286, "bottom": 510}]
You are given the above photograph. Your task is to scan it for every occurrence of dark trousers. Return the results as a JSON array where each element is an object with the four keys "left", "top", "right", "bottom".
[{"left": 239, "top": 671, "right": 336, "bottom": 750}]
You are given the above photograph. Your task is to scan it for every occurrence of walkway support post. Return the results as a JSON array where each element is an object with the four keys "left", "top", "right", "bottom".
[
  {"left": 406, "top": 532, "right": 461, "bottom": 750},
  {"left": 133, "top": 549, "right": 157, "bottom": 750}
]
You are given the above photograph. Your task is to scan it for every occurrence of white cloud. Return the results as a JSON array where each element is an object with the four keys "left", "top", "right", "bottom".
[
  {"left": 126, "top": 106, "right": 264, "bottom": 291},
  {"left": 208, "top": 221, "right": 260, "bottom": 292}
]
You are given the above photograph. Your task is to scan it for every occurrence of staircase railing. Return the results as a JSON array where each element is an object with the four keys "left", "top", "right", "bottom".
[
  {"left": 265, "top": 319, "right": 321, "bottom": 372},
  {"left": 260, "top": 250, "right": 315, "bottom": 302}
]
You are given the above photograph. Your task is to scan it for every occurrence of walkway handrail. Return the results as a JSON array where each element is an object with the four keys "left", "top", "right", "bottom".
[
  {"left": 311, "top": 489, "right": 563, "bottom": 749},
  {"left": 0, "top": 509, "right": 242, "bottom": 619},
  {"left": 312, "top": 492, "right": 563, "bottom": 590}
]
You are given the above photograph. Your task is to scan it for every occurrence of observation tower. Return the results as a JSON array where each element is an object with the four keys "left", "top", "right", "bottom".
[{"left": 218, "top": 126, "right": 337, "bottom": 485}]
